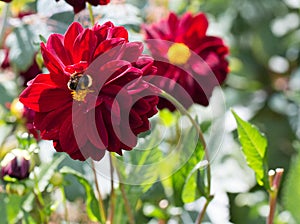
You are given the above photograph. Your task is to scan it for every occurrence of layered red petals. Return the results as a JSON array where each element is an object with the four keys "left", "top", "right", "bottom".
[
  {"left": 143, "top": 12, "right": 229, "bottom": 111},
  {"left": 20, "top": 22, "right": 158, "bottom": 161}
]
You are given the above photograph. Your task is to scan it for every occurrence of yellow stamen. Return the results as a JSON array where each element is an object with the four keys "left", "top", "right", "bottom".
[{"left": 167, "top": 43, "right": 191, "bottom": 65}]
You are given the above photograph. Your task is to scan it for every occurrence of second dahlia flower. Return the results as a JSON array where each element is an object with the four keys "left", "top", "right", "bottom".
[
  {"left": 143, "top": 12, "right": 229, "bottom": 111},
  {"left": 20, "top": 22, "right": 159, "bottom": 161}
]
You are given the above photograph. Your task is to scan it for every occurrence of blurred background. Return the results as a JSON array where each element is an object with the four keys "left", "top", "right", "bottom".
[{"left": 0, "top": 0, "right": 299, "bottom": 223}]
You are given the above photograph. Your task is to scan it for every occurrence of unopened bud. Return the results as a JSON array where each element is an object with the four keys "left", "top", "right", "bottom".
[{"left": 1, "top": 149, "right": 31, "bottom": 180}]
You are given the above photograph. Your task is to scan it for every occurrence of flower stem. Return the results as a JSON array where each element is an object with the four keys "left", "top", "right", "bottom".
[
  {"left": 91, "top": 160, "right": 106, "bottom": 223},
  {"left": 195, "top": 198, "right": 210, "bottom": 224},
  {"left": 112, "top": 155, "right": 135, "bottom": 224},
  {"left": 159, "top": 90, "right": 212, "bottom": 223},
  {"left": 60, "top": 186, "right": 69, "bottom": 223},
  {"left": 267, "top": 168, "right": 284, "bottom": 224},
  {"left": 119, "top": 182, "right": 135, "bottom": 224},
  {"left": 108, "top": 154, "right": 115, "bottom": 224},
  {"left": 33, "top": 171, "right": 47, "bottom": 223},
  {"left": 87, "top": 3, "right": 95, "bottom": 26}
]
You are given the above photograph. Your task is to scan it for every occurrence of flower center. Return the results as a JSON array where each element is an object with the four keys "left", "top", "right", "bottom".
[
  {"left": 67, "top": 72, "right": 93, "bottom": 101},
  {"left": 167, "top": 43, "right": 191, "bottom": 65}
]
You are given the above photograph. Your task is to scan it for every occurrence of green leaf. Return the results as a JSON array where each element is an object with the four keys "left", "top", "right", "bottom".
[
  {"left": 171, "top": 127, "right": 205, "bottom": 206},
  {"left": 117, "top": 125, "right": 164, "bottom": 190},
  {"left": 283, "top": 152, "right": 300, "bottom": 223},
  {"left": 0, "top": 193, "right": 23, "bottom": 224},
  {"left": 38, "top": 34, "right": 47, "bottom": 43},
  {"left": 113, "top": 191, "right": 128, "bottom": 224},
  {"left": 59, "top": 166, "right": 101, "bottom": 222},
  {"left": 117, "top": 146, "right": 163, "bottom": 211},
  {"left": 232, "top": 110, "right": 269, "bottom": 188},
  {"left": 0, "top": 82, "right": 16, "bottom": 107},
  {"left": 0, "top": 193, "right": 8, "bottom": 224},
  {"left": 5, "top": 24, "right": 38, "bottom": 72},
  {"left": 36, "top": 154, "right": 65, "bottom": 192},
  {"left": 159, "top": 109, "right": 176, "bottom": 127},
  {"left": 182, "top": 167, "right": 206, "bottom": 203}
]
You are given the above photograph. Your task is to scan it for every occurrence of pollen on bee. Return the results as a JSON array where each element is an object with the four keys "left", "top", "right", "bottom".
[
  {"left": 68, "top": 73, "right": 93, "bottom": 101},
  {"left": 71, "top": 89, "right": 93, "bottom": 102}
]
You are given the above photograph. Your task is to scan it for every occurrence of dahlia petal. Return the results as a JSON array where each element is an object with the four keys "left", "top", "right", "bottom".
[
  {"left": 121, "top": 42, "right": 144, "bottom": 63},
  {"left": 87, "top": 59, "right": 130, "bottom": 88},
  {"left": 110, "top": 26, "right": 128, "bottom": 41},
  {"left": 59, "top": 115, "right": 81, "bottom": 156},
  {"left": 102, "top": 111, "right": 122, "bottom": 154},
  {"left": 129, "top": 109, "right": 143, "bottom": 128},
  {"left": 194, "top": 36, "right": 228, "bottom": 55},
  {"left": 72, "top": 111, "right": 89, "bottom": 148},
  {"left": 41, "top": 43, "right": 65, "bottom": 75},
  {"left": 53, "top": 140, "right": 62, "bottom": 152},
  {"left": 20, "top": 74, "right": 70, "bottom": 112},
  {"left": 87, "top": 108, "right": 108, "bottom": 149},
  {"left": 119, "top": 119, "right": 137, "bottom": 148},
  {"left": 46, "top": 34, "right": 72, "bottom": 65},
  {"left": 168, "top": 12, "right": 179, "bottom": 37},
  {"left": 127, "top": 78, "right": 151, "bottom": 95},
  {"left": 104, "top": 66, "right": 141, "bottom": 87},
  {"left": 93, "top": 38, "right": 126, "bottom": 60},
  {"left": 132, "top": 98, "right": 151, "bottom": 115},
  {"left": 143, "top": 25, "right": 159, "bottom": 40},
  {"left": 34, "top": 103, "right": 70, "bottom": 139},
  {"left": 40, "top": 127, "right": 59, "bottom": 140},
  {"left": 99, "top": 0, "right": 110, "bottom": 5},
  {"left": 88, "top": 0, "right": 110, "bottom": 6},
  {"left": 65, "top": 0, "right": 85, "bottom": 13},
  {"left": 85, "top": 94, "right": 103, "bottom": 112},
  {"left": 131, "top": 114, "right": 150, "bottom": 134},
  {"left": 83, "top": 141, "right": 106, "bottom": 161},
  {"left": 69, "top": 150, "right": 86, "bottom": 161},
  {"left": 73, "top": 29, "right": 97, "bottom": 63},
  {"left": 92, "top": 22, "right": 113, "bottom": 42},
  {"left": 111, "top": 99, "right": 121, "bottom": 125},
  {"left": 64, "top": 22, "right": 84, "bottom": 60},
  {"left": 185, "top": 13, "right": 208, "bottom": 40},
  {"left": 134, "top": 55, "right": 154, "bottom": 73}
]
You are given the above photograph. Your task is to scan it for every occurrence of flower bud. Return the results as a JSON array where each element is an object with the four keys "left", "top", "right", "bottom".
[
  {"left": 1, "top": 149, "right": 31, "bottom": 180},
  {"left": 50, "top": 172, "right": 64, "bottom": 186}
]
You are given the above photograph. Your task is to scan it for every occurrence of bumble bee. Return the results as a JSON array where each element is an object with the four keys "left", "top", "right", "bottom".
[{"left": 68, "top": 73, "right": 93, "bottom": 91}]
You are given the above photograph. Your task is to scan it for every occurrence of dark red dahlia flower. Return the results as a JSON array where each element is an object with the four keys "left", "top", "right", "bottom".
[
  {"left": 56, "top": 0, "right": 110, "bottom": 14},
  {"left": 19, "top": 22, "right": 159, "bottom": 161},
  {"left": 143, "top": 12, "right": 229, "bottom": 111},
  {"left": 0, "top": 0, "right": 12, "bottom": 2},
  {"left": 1, "top": 149, "right": 31, "bottom": 180}
]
